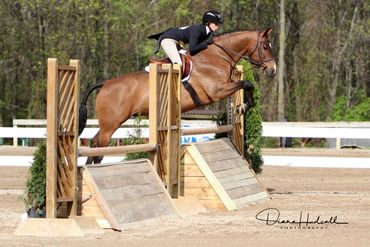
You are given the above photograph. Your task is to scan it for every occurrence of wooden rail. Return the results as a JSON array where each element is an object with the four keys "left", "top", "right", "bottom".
[
  {"left": 78, "top": 144, "right": 157, "bottom": 157},
  {"left": 0, "top": 146, "right": 37, "bottom": 156},
  {"left": 182, "top": 125, "right": 233, "bottom": 136}
]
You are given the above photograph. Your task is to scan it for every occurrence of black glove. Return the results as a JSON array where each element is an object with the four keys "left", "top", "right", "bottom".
[{"left": 206, "top": 34, "right": 214, "bottom": 45}]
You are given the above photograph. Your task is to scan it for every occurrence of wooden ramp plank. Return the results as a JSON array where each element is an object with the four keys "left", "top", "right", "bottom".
[
  {"left": 194, "top": 139, "right": 235, "bottom": 153},
  {"left": 199, "top": 150, "right": 240, "bottom": 163},
  {"left": 188, "top": 138, "right": 270, "bottom": 210},
  {"left": 108, "top": 193, "right": 170, "bottom": 213},
  {"left": 100, "top": 184, "right": 164, "bottom": 201},
  {"left": 232, "top": 192, "right": 270, "bottom": 208},
  {"left": 91, "top": 172, "right": 155, "bottom": 189},
  {"left": 213, "top": 166, "right": 252, "bottom": 179},
  {"left": 226, "top": 183, "right": 265, "bottom": 199},
  {"left": 222, "top": 177, "right": 258, "bottom": 190},
  {"left": 112, "top": 197, "right": 175, "bottom": 224},
  {"left": 207, "top": 157, "right": 246, "bottom": 172},
  {"left": 85, "top": 161, "right": 151, "bottom": 177},
  {"left": 218, "top": 172, "right": 255, "bottom": 184},
  {"left": 83, "top": 159, "right": 179, "bottom": 231}
]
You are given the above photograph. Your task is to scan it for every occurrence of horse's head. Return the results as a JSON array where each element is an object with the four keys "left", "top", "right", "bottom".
[{"left": 248, "top": 28, "right": 277, "bottom": 77}]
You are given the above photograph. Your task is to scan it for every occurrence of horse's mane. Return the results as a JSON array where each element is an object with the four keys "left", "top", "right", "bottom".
[{"left": 214, "top": 29, "right": 259, "bottom": 38}]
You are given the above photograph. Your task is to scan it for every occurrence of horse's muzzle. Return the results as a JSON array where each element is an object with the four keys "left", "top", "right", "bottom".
[{"left": 262, "top": 62, "right": 277, "bottom": 77}]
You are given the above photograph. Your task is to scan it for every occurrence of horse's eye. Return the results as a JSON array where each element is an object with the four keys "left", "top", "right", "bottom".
[{"left": 263, "top": 41, "right": 271, "bottom": 50}]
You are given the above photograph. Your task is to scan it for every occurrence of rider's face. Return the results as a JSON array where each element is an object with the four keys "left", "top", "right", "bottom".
[{"left": 209, "top": 22, "right": 220, "bottom": 32}]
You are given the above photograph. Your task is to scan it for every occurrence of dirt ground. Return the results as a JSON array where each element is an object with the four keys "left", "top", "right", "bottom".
[{"left": 0, "top": 165, "right": 369, "bottom": 247}]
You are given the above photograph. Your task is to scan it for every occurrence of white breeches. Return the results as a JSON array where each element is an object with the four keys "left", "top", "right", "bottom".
[{"left": 160, "top": 38, "right": 182, "bottom": 66}]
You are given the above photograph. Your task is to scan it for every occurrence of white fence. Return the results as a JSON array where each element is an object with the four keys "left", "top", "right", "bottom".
[
  {"left": 3, "top": 119, "right": 217, "bottom": 146},
  {"left": 1, "top": 120, "right": 370, "bottom": 168},
  {"left": 262, "top": 121, "right": 370, "bottom": 149},
  {"left": 261, "top": 122, "right": 370, "bottom": 168}
]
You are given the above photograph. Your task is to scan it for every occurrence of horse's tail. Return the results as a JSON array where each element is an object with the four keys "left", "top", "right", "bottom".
[{"left": 78, "top": 82, "right": 105, "bottom": 136}]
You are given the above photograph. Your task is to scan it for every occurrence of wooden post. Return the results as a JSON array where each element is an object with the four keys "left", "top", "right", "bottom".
[
  {"left": 13, "top": 124, "right": 18, "bottom": 147},
  {"left": 174, "top": 64, "right": 181, "bottom": 198},
  {"left": 149, "top": 63, "right": 181, "bottom": 197},
  {"left": 149, "top": 63, "right": 159, "bottom": 173},
  {"left": 336, "top": 138, "right": 341, "bottom": 149},
  {"left": 46, "top": 58, "right": 59, "bottom": 218},
  {"left": 230, "top": 65, "right": 245, "bottom": 155},
  {"left": 166, "top": 64, "right": 174, "bottom": 194},
  {"left": 46, "top": 58, "right": 80, "bottom": 218},
  {"left": 166, "top": 64, "right": 181, "bottom": 197},
  {"left": 68, "top": 59, "right": 80, "bottom": 216}
]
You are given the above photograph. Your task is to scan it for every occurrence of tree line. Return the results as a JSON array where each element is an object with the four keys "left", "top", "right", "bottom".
[{"left": 0, "top": 0, "right": 368, "bottom": 127}]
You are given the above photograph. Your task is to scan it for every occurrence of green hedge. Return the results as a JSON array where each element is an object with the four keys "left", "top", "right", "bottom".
[
  {"left": 240, "top": 60, "right": 264, "bottom": 174},
  {"left": 20, "top": 142, "right": 46, "bottom": 217}
]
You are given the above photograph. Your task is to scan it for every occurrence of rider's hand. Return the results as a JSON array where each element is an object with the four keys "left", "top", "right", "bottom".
[{"left": 206, "top": 35, "right": 214, "bottom": 45}]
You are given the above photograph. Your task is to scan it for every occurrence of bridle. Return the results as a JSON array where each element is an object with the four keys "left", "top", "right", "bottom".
[{"left": 213, "top": 31, "right": 274, "bottom": 70}]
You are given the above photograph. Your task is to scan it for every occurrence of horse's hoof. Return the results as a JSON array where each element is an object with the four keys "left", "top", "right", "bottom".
[
  {"left": 235, "top": 103, "right": 248, "bottom": 114},
  {"left": 235, "top": 102, "right": 255, "bottom": 115}
]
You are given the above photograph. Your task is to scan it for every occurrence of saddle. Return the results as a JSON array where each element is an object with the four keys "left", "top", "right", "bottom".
[{"left": 149, "top": 52, "right": 192, "bottom": 82}]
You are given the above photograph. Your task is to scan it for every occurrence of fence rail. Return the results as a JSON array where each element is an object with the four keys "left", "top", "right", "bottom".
[
  {"left": 1, "top": 120, "right": 370, "bottom": 168},
  {"left": 3, "top": 119, "right": 218, "bottom": 146},
  {"left": 3, "top": 120, "right": 370, "bottom": 142}
]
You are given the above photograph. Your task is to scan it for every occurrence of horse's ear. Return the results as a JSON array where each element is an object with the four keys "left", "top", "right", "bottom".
[{"left": 263, "top": 28, "right": 273, "bottom": 39}]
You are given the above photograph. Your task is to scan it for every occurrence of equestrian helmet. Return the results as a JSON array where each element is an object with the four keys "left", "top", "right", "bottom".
[{"left": 202, "top": 11, "right": 223, "bottom": 24}]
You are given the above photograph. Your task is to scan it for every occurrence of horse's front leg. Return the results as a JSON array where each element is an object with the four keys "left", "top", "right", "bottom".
[
  {"left": 235, "top": 80, "right": 255, "bottom": 115},
  {"left": 213, "top": 80, "right": 254, "bottom": 114},
  {"left": 243, "top": 81, "right": 254, "bottom": 114}
]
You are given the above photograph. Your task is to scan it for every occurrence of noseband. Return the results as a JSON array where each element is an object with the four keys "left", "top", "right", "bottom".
[{"left": 213, "top": 31, "right": 274, "bottom": 68}]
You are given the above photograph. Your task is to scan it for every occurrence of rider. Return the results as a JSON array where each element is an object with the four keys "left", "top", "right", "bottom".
[{"left": 148, "top": 10, "right": 223, "bottom": 66}]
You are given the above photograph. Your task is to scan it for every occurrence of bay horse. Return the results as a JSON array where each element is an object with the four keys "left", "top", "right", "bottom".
[{"left": 79, "top": 28, "right": 277, "bottom": 164}]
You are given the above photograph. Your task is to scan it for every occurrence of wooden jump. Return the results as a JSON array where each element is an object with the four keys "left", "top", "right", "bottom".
[
  {"left": 180, "top": 138, "right": 270, "bottom": 211},
  {"left": 177, "top": 66, "right": 271, "bottom": 211},
  {"left": 44, "top": 57, "right": 264, "bottom": 233},
  {"left": 46, "top": 59, "right": 182, "bottom": 224},
  {"left": 80, "top": 160, "right": 180, "bottom": 231}
]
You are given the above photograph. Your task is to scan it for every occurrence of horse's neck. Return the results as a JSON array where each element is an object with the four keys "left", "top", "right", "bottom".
[{"left": 213, "top": 31, "right": 256, "bottom": 63}]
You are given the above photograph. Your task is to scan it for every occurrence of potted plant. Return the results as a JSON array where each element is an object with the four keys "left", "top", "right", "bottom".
[{"left": 20, "top": 142, "right": 46, "bottom": 218}]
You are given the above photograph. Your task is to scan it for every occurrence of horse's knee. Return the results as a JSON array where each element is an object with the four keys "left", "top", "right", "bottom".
[{"left": 241, "top": 80, "right": 254, "bottom": 91}]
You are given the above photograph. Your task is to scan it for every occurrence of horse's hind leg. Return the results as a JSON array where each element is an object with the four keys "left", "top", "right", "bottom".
[
  {"left": 87, "top": 128, "right": 116, "bottom": 164},
  {"left": 85, "top": 131, "right": 102, "bottom": 164},
  {"left": 85, "top": 129, "right": 113, "bottom": 164},
  {"left": 93, "top": 129, "right": 115, "bottom": 164}
]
